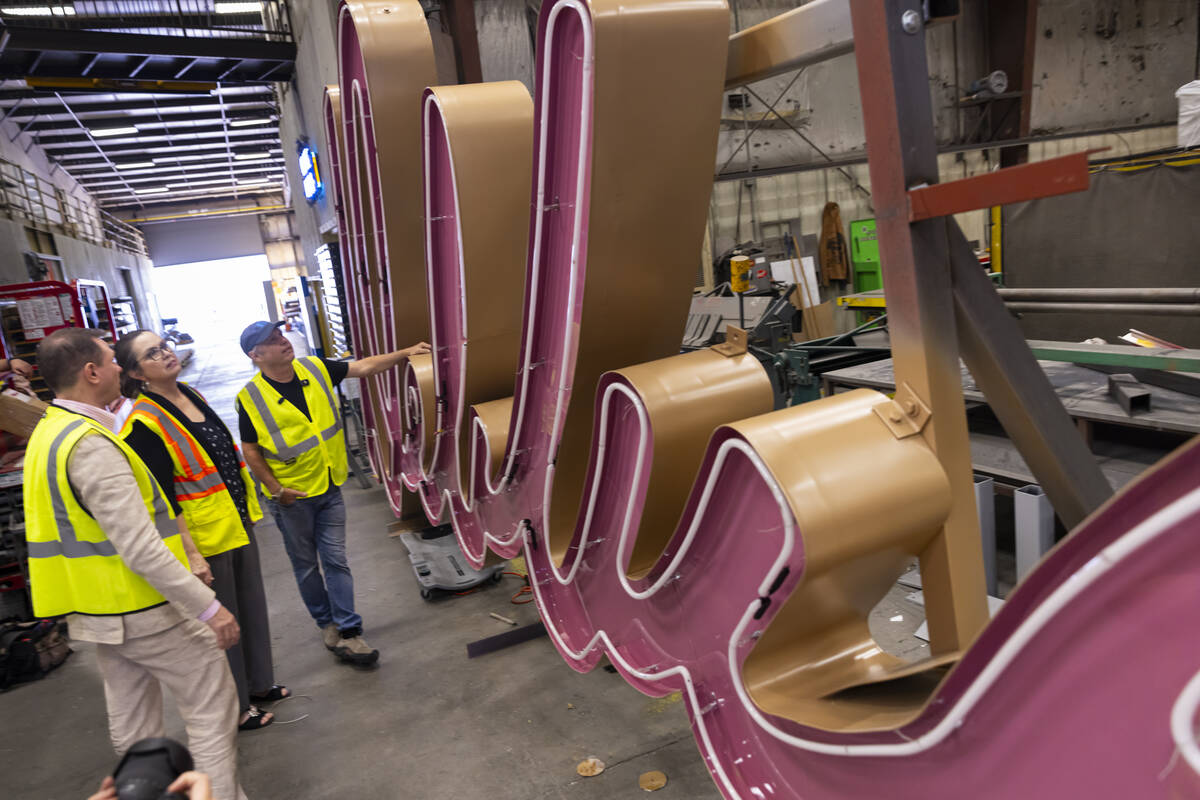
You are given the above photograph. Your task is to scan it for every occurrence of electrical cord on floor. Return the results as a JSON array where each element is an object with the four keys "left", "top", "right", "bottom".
[
  {"left": 504, "top": 571, "right": 533, "bottom": 604},
  {"left": 266, "top": 694, "right": 312, "bottom": 725}
]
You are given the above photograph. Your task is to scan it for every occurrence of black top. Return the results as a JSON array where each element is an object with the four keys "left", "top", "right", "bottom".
[
  {"left": 237, "top": 357, "right": 348, "bottom": 444},
  {"left": 124, "top": 384, "right": 250, "bottom": 521}
]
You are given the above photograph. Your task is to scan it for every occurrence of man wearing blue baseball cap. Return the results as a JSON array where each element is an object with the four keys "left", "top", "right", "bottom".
[{"left": 235, "top": 320, "right": 429, "bottom": 666}]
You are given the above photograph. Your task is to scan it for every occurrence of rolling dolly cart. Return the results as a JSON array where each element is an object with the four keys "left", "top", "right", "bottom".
[{"left": 397, "top": 524, "right": 506, "bottom": 600}]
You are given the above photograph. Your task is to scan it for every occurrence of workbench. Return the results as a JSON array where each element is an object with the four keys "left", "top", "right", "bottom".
[{"left": 822, "top": 358, "right": 1200, "bottom": 490}]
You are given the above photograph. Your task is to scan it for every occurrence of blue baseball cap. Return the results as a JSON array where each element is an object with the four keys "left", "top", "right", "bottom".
[{"left": 239, "top": 320, "right": 285, "bottom": 354}]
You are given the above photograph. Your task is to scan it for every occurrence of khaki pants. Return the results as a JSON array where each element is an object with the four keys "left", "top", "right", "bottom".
[{"left": 95, "top": 619, "right": 246, "bottom": 800}]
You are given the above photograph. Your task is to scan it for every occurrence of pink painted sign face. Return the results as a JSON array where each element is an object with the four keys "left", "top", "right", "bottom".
[{"left": 333, "top": 1, "right": 1200, "bottom": 797}]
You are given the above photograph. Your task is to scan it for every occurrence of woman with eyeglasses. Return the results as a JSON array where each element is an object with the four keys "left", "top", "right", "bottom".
[{"left": 114, "top": 330, "right": 288, "bottom": 732}]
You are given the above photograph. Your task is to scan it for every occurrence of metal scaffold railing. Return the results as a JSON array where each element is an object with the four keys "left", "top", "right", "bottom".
[{"left": 0, "top": 155, "right": 148, "bottom": 256}]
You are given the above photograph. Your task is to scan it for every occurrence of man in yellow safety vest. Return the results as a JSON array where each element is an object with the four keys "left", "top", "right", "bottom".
[
  {"left": 236, "top": 320, "right": 429, "bottom": 666},
  {"left": 22, "top": 328, "right": 246, "bottom": 800}
]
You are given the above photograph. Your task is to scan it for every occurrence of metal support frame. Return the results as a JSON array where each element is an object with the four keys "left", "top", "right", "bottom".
[
  {"left": 257, "top": 61, "right": 286, "bottom": 81},
  {"left": 53, "top": 93, "right": 142, "bottom": 205},
  {"left": 0, "top": 91, "right": 274, "bottom": 119},
  {"left": 712, "top": 120, "right": 1175, "bottom": 183},
  {"left": 985, "top": 0, "right": 1038, "bottom": 166},
  {"left": 34, "top": 121, "right": 268, "bottom": 147},
  {"left": 721, "top": 0, "right": 869, "bottom": 200},
  {"left": 0, "top": 25, "right": 297, "bottom": 63},
  {"left": 850, "top": 0, "right": 989, "bottom": 654},
  {"left": 217, "top": 59, "right": 246, "bottom": 81},
  {"left": 716, "top": 68, "right": 804, "bottom": 177},
  {"left": 1014, "top": 484, "right": 1054, "bottom": 581},
  {"left": 79, "top": 53, "right": 102, "bottom": 76},
  {"left": 907, "top": 150, "right": 1091, "bottom": 221},
  {"left": 741, "top": 83, "right": 870, "bottom": 199},
  {"left": 0, "top": 97, "right": 21, "bottom": 125},
  {"left": 8, "top": 113, "right": 37, "bottom": 142},
  {"left": 45, "top": 131, "right": 277, "bottom": 159},
  {"left": 974, "top": 475, "right": 997, "bottom": 597},
  {"left": 174, "top": 57, "right": 202, "bottom": 79},
  {"left": 948, "top": 223, "right": 1113, "bottom": 528},
  {"left": 725, "top": 0, "right": 853, "bottom": 88},
  {"left": 128, "top": 56, "right": 152, "bottom": 78}
]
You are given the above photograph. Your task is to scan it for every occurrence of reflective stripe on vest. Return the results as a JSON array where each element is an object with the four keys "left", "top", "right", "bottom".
[
  {"left": 241, "top": 380, "right": 322, "bottom": 461},
  {"left": 123, "top": 394, "right": 258, "bottom": 557},
  {"left": 237, "top": 357, "right": 347, "bottom": 495},
  {"left": 125, "top": 400, "right": 225, "bottom": 500},
  {"left": 22, "top": 406, "right": 186, "bottom": 617},
  {"left": 27, "top": 418, "right": 177, "bottom": 559},
  {"left": 304, "top": 356, "right": 345, "bottom": 443}
]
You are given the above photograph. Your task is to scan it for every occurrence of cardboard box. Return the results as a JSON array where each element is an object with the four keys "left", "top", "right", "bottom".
[
  {"left": 801, "top": 301, "right": 836, "bottom": 340},
  {"left": 0, "top": 392, "right": 48, "bottom": 438}
]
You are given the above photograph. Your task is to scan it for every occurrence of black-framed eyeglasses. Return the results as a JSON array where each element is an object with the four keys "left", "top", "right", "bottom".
[{"left": 140, "top": 340, "right": 175, "bottom": 362}]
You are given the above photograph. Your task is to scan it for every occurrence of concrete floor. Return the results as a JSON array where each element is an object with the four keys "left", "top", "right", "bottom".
[{"left": 2, "top": 340, "right": 936, "bottom": 800}]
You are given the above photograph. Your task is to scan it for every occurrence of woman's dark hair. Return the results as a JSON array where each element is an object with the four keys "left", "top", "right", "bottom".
[{"left": 114, "top": 329, "right": 155, "bottom": 398}]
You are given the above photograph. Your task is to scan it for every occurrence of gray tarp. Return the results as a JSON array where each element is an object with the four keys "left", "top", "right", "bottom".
[{"left": 1004, "top": 162, "right": 1200, "bottom": 347}]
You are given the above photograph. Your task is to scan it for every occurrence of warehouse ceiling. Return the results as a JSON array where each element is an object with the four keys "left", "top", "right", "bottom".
[{"left": 0, "top": 1, "right": 296, "bottom": 209}]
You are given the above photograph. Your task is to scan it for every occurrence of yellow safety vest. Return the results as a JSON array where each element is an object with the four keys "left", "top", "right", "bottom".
[
  {"left": 237, "top": 357, "right": 348, "bottom": 497},
  {"left": 121, "top": 390, "right": 259, "bottom": 558},
  {"left": 22, "top": 405, "right": 187, "bottom": 617}
]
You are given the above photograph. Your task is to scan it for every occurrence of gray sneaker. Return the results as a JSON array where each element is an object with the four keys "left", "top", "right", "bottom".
[
  {"left": 334, "top": 634, "right": 380, "bottom": 666},
  {"left": 321, "top": 624, "right": 340, "bottom": 651}
]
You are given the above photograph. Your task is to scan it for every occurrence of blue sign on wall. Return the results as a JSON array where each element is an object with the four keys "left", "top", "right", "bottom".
[{"left": 298, "top": 141, "right": 323, "bottom": 203}]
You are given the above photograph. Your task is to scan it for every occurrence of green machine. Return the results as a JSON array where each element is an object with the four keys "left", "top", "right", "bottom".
[
  {"left": 850, "top": 218, "right": 881, "bottom": 293},
  {"left": 850, "top": 219, "right": 882, "bottom": 324}
]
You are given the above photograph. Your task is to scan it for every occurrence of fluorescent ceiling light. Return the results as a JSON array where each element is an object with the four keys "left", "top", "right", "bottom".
[
  {"left": 116, "top": 161, "right": 155, "bottom": 170},
  {"left": 234, "top": 153, "right": 272, "bottom": 161},
  {"left": 229, "top": 118, "right": 272, "bottom": 128},
  {"left": 91, "top": 126, "right": 138, "bottom": 138},
  {"left": 168, "top": 179, "right": 229, "bottom": 188},
  {"left": 134, "top": 187, "right": 169, "bottom": 195},
  {"left": 152, "top": 155, "right": 220, "bottom": 164},
  {"left": 214, "top": 2, "right": 261, "bottom": 12},
  {"left": 1, "top": 6, "right": 75, "bottom": 15}
]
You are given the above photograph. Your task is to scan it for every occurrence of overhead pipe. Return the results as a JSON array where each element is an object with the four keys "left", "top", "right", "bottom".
[
  {"left": 1005, "top": 302, "right": 1200, "bottom": 316},
  {"left": 126, "top": 204, "right": 288, "bottom": 224},
  {"left": 998, "top": 288, "right": 1200, "bottom": 303}
]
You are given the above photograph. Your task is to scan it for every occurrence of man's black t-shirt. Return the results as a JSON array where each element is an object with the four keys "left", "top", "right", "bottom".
[{"left": 237, "top": 357, "right": 349, "bottom": 443}]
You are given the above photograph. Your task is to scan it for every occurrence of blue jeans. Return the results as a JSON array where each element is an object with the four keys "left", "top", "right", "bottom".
[{"left": 267, "top": 486, "right": 363, "bottom": 633}]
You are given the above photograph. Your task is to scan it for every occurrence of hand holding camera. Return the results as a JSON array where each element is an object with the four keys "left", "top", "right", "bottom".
[{"left": 88, "top": 738, "right": 212, "bottom": 800}]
